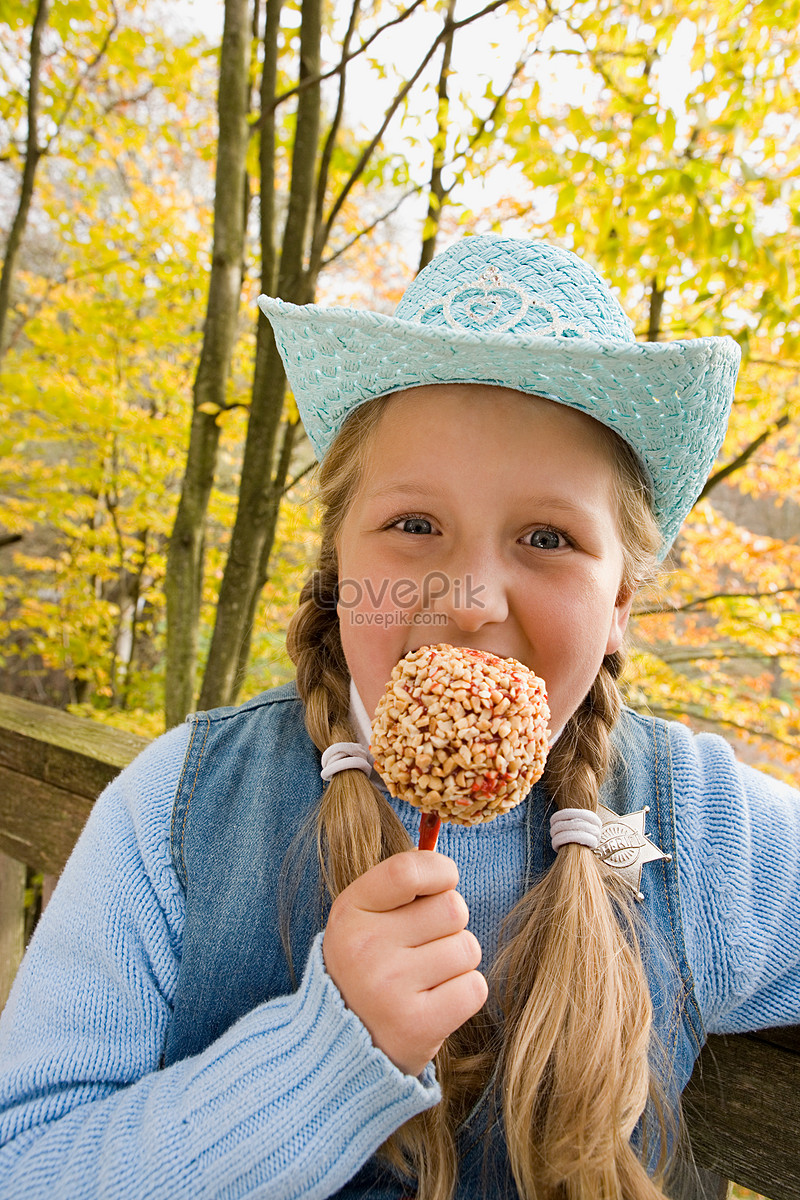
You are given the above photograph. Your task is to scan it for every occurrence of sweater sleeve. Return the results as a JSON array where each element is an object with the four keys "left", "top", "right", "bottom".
[
  {"left": 0, "top": 726, "right": 439, "bottom": 1199},
  {"left": 669, "top": 723, "right": 800, "bottom": 1034}
]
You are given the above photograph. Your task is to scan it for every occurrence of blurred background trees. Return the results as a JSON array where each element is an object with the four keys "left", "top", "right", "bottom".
[{"left": 1, "top": 0, "right": 798, "bottom": 782}]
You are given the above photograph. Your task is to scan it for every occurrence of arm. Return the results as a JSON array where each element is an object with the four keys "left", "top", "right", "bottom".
[
  {"left": 0, "top": 727, "right": 439, "bottom": 1199},
  {"left": 670, "top": 724, "right": 800, "bottom": 1033}
]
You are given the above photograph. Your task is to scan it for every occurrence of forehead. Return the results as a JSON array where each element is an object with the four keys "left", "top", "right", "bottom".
[
  {"left": 370, "top": 382, "right": 611, "bottom": 435},
  {"left": 358, "top": 384, "right": 621, "bottom": 480}
]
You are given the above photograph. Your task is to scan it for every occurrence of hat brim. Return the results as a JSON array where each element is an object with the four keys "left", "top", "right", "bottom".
[{"left": 258, "top": 296, "right": 740, "bottom": 552}]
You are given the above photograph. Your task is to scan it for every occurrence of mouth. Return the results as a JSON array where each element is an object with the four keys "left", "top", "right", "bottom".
[{"left": 403, "top": 641, "right": 527, "bottom": 668}]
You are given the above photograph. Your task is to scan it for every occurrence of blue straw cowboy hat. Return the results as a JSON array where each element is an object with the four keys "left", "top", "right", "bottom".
[{"left": 258, "top": 235, "right": 740, "bottom": 554}]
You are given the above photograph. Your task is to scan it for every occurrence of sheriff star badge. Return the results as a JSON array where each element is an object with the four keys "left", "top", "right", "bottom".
[{"left": 594, "top": 805, "right": 671, "bottom": 900}]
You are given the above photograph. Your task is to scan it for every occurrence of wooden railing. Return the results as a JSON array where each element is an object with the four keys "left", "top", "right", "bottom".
[
  {"left": 0, "top": 692, "right": 150, "bottom": 1007},
  {"left": 1, "top": 692, "right": 799, "bottom": 1200}
]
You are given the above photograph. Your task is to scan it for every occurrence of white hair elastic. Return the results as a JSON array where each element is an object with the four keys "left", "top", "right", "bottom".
[
  {"left": 549, "top": 808, "right": 603, "bottom": 851},
  {"left": 320, "top": 742, "right": 373, "bottom": 782}
]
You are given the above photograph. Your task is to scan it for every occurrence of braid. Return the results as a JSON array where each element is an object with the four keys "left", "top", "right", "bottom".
[
  {"left": 286, "top": 555, "right": 410, "bottom": 898},
  {"left": 543, "top": 648, "right": 623, "bottom": 810},
  {"left": 491, "top": 654, "right": 668, "bottom": 1200},
  {"left": 289, "top": 554, "right": 351, "bottom": 740}
]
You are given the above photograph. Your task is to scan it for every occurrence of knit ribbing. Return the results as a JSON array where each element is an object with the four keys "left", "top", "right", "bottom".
[{"left": 669, "top": 722, "right": 800, "bottom": 1034}]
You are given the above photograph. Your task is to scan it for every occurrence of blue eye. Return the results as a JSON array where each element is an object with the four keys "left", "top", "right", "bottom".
[
  {"left": 397, "top": 516, "right": 434, "bottom": 535},
  {"left": 525, "top": 527, "right": 565, "bottom": 550}
]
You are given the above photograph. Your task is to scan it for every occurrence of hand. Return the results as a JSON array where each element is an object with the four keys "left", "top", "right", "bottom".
[{"left": 322, "top": 850, "right": 487, "bottom": 1077}]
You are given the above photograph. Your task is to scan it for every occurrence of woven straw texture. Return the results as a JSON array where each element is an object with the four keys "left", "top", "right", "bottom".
[{"left": 258, "top": 236, "right": 740, "bottom": 550}]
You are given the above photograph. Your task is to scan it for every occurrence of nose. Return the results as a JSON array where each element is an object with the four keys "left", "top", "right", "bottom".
[{"left": 425, "top": 554, "right": 509, "bottom": 633}]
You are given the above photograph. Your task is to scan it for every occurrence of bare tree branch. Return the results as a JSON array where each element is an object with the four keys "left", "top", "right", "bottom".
[
  {"left": 636, "top": 642, "right": 798, "bottom": 664},
  {"left": 699, "top": 411, "right": 791, "bottom": 498},
  {"left": 320, "top": 39, "right": 442, "bottom": 245},
  {"left": 320, "top": 185, "right": 422, "bottom": 267},
  {"left": 98, "top": 86, "right": 157, "bottom": 115},
  {"left": 642, "top": 703, "right": 800, "bottom": 752},
  {"left": 541, "top": 0, "right": 649, "bottom": 107},
  {"left": 418, "top": 0, "right": 457, "bottom": 271},
  {"left": 633, "top": 585, "right": 800, "bottom": 618},
  {"left": 319, "top": 33, "right": 539, "bottom": 270},
  {"left": 322, "top": 0, "right": 512, "bottom": 248},
  {"left": 0, "top": 0, "right": 51, "bottom": 360},
  {"left": 281, "top": 459, "right": 316, "bottom": 497},
  {"left": 445, "top": 46, "right": 534, "bottom": 179},
  {"left": 251, "top": 0, "right": 650, "bottom": 128},
  {"left": 747, "top": 358, "right": 800, "bottom": 371},
  {"left": 309, "top": 0, "right": 361, "bottom": 274},
  {"left": 44, "top": 4, "right": 120, "bottom": 152},
  {"left": 258, "top": 0, "right": 428, "bottom": 118},
  {"left": 319, "top": 35, "right": 541, "bottom": 272}
]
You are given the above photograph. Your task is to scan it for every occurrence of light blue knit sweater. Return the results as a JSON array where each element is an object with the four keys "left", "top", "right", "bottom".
[{"left": 0, "top": 718, "right": 798, "bottom": 1198}]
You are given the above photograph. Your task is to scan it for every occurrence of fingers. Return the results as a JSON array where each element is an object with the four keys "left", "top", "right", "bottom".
[
  {"left": 418, "top": 968, "right": 489, "bottom": 1048},
  {"left": 322, "top": 851, "right": 487, "bottom": 1076},
  {"left": 411, "top": 927, "right": 483, "bottom": 990},
  {"left": 380, "top": 961, "right": 489, "bottom": 1075},
  {"left": 355, "top": 850, "right": 459, "bottom": 913},
  {"left": 325, "top": 854, "right": 469, "bottom": 968},
  {"left": 393, "top": 888, "right": 470, "bottom": 948}
]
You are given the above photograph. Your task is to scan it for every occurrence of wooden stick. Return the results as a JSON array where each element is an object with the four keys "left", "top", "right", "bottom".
[{"left": 418, "top": 812, "right": 441, "bottom": 851}]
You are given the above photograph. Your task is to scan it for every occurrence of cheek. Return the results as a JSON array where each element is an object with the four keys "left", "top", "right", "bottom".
[
  {"left": 337, "top": 575, "right": 421, "bottom": 618},
  {"left": 336, "top": 536, "right": 428, "bottom": 622},
  {"left": 522, "top": 579, "right": 620, "bottom": 724},
  {"left": 337, "top": 607, "right": 406, "bottom": 719}
]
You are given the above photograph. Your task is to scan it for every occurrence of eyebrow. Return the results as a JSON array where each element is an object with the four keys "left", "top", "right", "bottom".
[
  {"left": 364, "top": 481, "right": 450, "bottom": 501},
  {"left": 520, "top": 495, "right": 602, "bottom": 519}
]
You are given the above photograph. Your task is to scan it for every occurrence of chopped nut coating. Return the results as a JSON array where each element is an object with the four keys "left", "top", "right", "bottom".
[{"left": 370, "top": 644, "right": 550, "bottom": 826}]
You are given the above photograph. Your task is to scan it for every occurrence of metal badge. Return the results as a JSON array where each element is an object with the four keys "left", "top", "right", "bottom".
[{"left": 593, "top": 804, "right": 671, "bottom": 900}]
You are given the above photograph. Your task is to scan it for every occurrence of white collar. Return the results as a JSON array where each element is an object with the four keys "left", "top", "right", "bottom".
[{"left": 348, "top": 677, "right": 374, "bottom": 758}]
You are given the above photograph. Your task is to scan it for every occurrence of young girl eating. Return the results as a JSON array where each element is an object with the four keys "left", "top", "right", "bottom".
[{"left": 1, "top": 236, "right": 798, "bottom": 1200}]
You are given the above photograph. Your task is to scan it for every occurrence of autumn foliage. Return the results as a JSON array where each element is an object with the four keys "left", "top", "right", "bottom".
[{"left": 0, "top": 0, "right": 797, "bottom": 785}]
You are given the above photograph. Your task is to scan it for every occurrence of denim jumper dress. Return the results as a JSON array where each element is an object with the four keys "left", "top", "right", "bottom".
[{"left": 163, "top": 683, "right": 704, "bottom": 1198}]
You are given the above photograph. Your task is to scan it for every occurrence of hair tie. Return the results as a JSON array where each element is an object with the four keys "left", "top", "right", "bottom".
[
  {"left": 550, "top": 808, "right": 603, "bottom": 851},
  {"left": 320, "top": 742, "right": 373, "bottom": 782}
]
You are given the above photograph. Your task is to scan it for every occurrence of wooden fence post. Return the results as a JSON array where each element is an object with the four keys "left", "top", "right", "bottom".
[
  {"left": 0, "top": 693, "right": 150, "bottom": 1004},
  {"left": 0, "top": 850, "right": 26, "bottom": 1010}
]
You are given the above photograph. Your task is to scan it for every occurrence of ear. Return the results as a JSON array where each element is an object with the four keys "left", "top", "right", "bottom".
[{"left": 605, "top": 586, "right": 635, "bottom": 657}]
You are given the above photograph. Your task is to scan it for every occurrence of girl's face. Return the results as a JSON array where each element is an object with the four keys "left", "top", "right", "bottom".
[{"left": 336, "top": 385, "right": 634, "bottom": 738}]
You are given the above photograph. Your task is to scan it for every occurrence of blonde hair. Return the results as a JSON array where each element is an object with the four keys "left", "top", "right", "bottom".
[{"left": 286, "top": 390, "right": 670, "bottom": 1200}]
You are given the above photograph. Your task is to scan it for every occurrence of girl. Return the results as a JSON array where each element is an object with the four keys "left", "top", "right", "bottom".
[{"left": 1, "top": 236, "right": 798, "bottom": 1200}]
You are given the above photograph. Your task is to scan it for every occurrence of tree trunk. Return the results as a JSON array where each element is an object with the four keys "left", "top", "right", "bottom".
[
  {"left": 231, "top": 416, "right": 300, "bottom": 693},
  {"left": 418, "top": 0, "right": 457, "bottom": 272},
  {"left": 163, "top": 0, "right": 252, "bottom": 727},
  {"left": 198, "top": 0, "right": 322, "bottom": 711},
  {"left": 0, "top": 0, "right": 51, "bottom": 361},
  {"left": 647, "top": 275, "right": 664, "bottom": 342}
]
